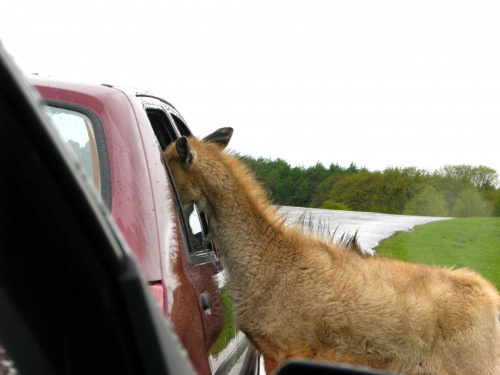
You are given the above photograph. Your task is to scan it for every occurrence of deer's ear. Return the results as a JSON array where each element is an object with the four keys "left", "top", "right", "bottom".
[
  {"left": 176, "top": 136, "right": 194, "bottom": 167},
  {"left": 203, "top": 127, "right": 233, "bottom": 149}
]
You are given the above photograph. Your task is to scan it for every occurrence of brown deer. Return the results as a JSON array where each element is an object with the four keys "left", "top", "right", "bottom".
[{"left": 164, "top": 128, "right": 500, "bottom": 375}]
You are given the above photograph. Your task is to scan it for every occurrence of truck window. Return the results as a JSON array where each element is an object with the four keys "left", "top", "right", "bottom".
[
  {"left": 43, "top": 102, "right": 111, "bottom": 209},
  {"left": 45, "top": 106, "right": 100, "bottom": 191},
  {"left": 145, "top": 105, "right": 217, "bottom": 265}
]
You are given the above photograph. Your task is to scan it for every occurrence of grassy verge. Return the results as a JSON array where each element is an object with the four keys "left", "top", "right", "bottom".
[
  {"left": 208, "top": 286, "right": 237, "bottom": 355},
  {"left": 374, "top": 217, "right": 500, "bottom": 290}
]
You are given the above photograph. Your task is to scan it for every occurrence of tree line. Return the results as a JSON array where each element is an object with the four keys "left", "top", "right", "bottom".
[{"left": 240, "top": 156, "right": 500, "bottom": 217}]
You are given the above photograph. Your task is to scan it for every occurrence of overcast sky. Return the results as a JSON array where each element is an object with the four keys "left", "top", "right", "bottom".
[{"left": 1, "top": 0, "right": 499, "bottom": 174}]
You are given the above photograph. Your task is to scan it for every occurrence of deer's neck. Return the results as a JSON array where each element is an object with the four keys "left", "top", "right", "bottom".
[{"left": 202, "top": 170, "right": 284, "bottom": 286}]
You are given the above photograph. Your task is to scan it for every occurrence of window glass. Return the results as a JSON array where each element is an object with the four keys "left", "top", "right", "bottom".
[
  {"left": 183, "top": 202, "right": 209, "bottom": 253},
  {"left": 146, "top": 109, "right": 177, "bottom": 150},
  {"left": 45, "top": 106, "right": 101, "bottom": 194}
]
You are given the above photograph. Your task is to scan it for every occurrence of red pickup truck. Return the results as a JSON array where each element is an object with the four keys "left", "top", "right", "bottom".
[{"left": 19, "top": 76, "right": 258, "bottom": 375}]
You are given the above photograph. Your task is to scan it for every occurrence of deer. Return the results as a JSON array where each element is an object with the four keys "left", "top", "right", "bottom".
[{"left": 164, "top": 128, "right": 500, "bottom": 375}]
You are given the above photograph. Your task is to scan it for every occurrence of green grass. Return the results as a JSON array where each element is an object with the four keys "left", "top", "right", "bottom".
[
  {"left": 208, "top": 286, "right": 237, "bottom": 355},
  {"left": 375, "top": 217, "right": 500, "bottom": 290}
]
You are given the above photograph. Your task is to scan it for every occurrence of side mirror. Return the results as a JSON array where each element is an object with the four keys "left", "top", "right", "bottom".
[{"left": 184, "top": 203, "right": 209, "bottom": 252}]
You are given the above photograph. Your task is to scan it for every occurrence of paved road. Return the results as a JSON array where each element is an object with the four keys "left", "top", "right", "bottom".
[{"left": 279, "top": 206, "right": 451, "bottom": 255}]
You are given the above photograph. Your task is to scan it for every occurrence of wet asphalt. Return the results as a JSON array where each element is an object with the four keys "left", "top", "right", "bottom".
[{"left": 279, "top": 206, "right": 451, "bottom": 255}]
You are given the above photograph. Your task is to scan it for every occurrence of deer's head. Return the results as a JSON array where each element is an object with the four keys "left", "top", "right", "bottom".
[{"left": 164, "top": 127, "right": 233, "bottom": 212}]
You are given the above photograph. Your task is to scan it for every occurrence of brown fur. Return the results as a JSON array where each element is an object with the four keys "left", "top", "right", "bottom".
[{"left": 165, "top": 129, "right": 500, "bottom": 375}]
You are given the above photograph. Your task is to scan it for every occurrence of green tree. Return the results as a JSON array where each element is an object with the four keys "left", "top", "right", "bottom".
[
  {"left": 432, "top": 165, "right": 498, "bottom": 214},
  {"left": 451, "top": 188, "right": 491, "bottom": 217},
  {"left": 327, "top": 172, "right": 384, "bottom": 212},
  {"left": 494, "top": 195, "right": 500, "bottom": 217},
  {"left": 320, "top": 200, "right": 351, "bottom": 211},
  {"left": 305, "top": 162, "right": 329, "bottom": 188},
  {"left": 469, "top": 166, "right": 499, "bottom": 191},
  {"left": 309, "top": 163, "right": 364, "bottom": 207},
  {"left": 381, "top": 167, "right": 429, "bottom": 214},
  {"left": 436, "top": 165, "right": 498, "bottom": 191},
  {"left": 242, "top": 155, "right": 365, "bottom": 207},
  {"left": 325, "top": 168, "right": 427, "bottom": 214},
  {"left": 403, "top": 186, "right": 448, "bottom": 217},
  {"left": 268, "top": 159, "right": 295, "bottom": 205},
  {"left": 310, "top": 175, "right": 339, "bottom": 207},
  {"left": 241, "top": 156, "right": 498, "bottom": 215}
]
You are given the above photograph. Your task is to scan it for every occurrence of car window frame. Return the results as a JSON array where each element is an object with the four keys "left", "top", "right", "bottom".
[{"left": 140, "top": 98, "right": 219, "bottom": 266}]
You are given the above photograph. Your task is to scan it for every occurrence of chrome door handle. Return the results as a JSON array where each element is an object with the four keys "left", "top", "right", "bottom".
[{"left": 200, "top": 291, "right": 212, "bottom": 310}]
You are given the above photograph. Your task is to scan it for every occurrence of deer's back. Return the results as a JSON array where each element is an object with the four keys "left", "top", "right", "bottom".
[{"left": 236, "top": 235, "right": 500, "bottom": 374}]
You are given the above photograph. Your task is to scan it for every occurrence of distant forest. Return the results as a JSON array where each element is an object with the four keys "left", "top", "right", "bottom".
[{"left": 240, "top": 156, "right": 500, "bottom": 217}]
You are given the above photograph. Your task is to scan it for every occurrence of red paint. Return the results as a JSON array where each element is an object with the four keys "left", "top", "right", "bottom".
[{"left": 148, "top": 282, "right": 164, "bottom": 310}]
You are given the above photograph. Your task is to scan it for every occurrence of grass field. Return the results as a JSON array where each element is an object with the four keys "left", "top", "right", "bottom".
[{"left": 375, "top": 217, "right": 500, "bottom": 290}]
